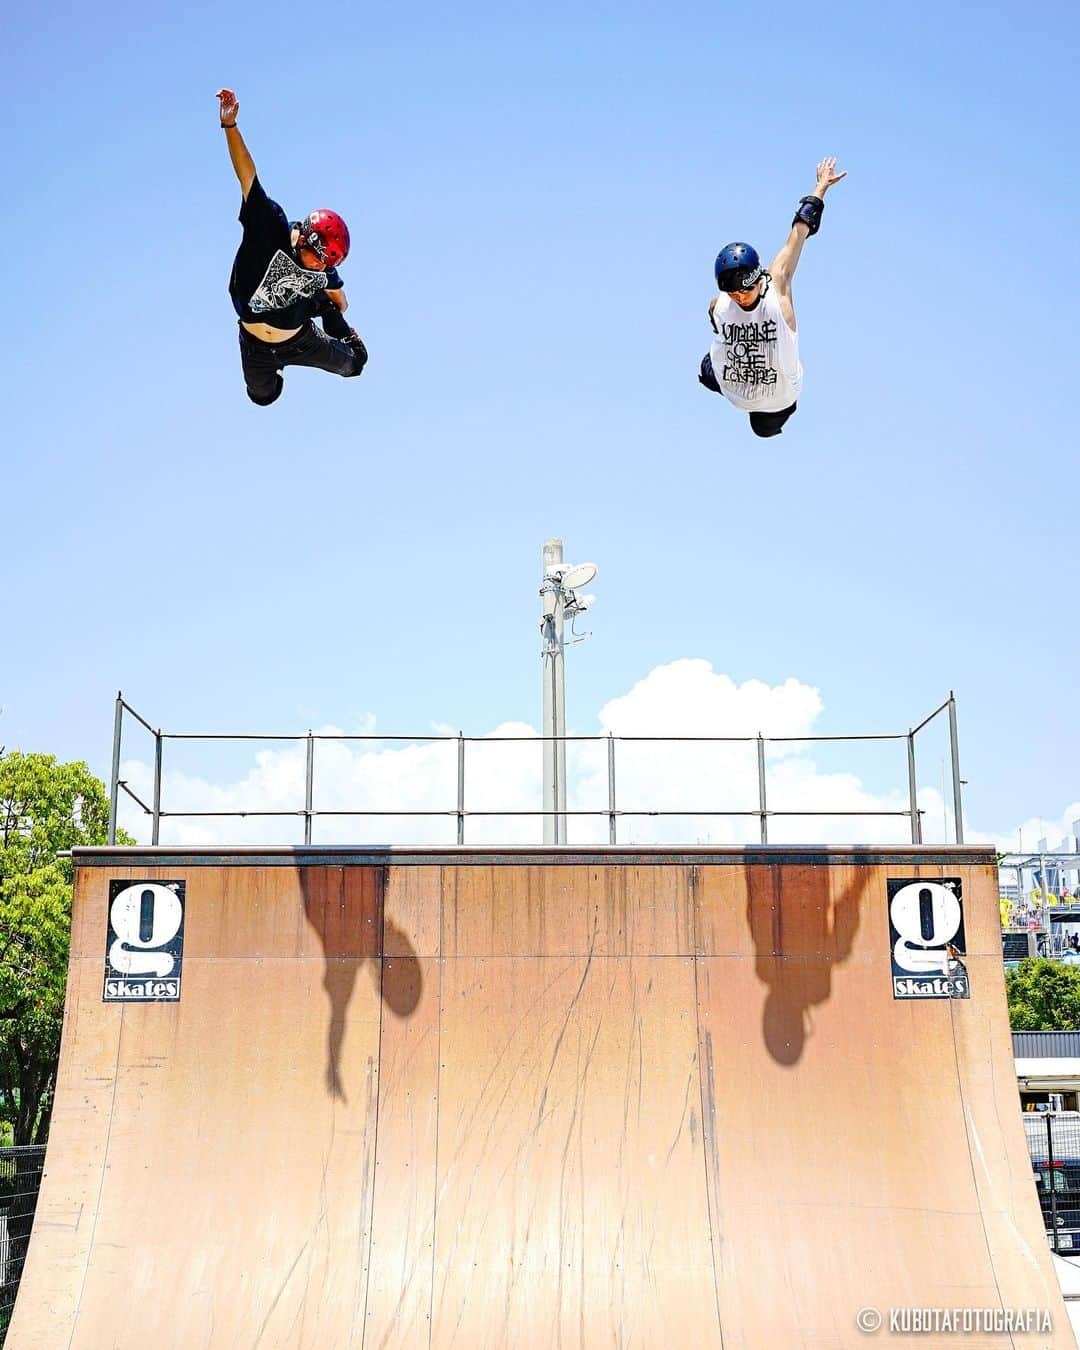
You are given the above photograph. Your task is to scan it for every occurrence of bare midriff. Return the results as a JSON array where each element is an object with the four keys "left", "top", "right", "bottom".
[{"left": 241, "top": 320, "right": 302, "bottom": 343}]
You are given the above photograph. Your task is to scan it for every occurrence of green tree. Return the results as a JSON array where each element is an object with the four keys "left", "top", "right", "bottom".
[
  {"left": 1006, "top": 958, "right": 1080, "bottom": 1031},
  {"left": 0, "top": 751, "right": 123, "bottom": 1144}
]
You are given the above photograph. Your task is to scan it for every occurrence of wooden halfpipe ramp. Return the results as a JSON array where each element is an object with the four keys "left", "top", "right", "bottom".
[{"left": 9, "top": 847, "right": 1073, "bottom": 1348}]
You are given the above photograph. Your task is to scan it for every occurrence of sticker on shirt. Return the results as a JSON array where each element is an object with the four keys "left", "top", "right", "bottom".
[
  {"left": 249, "top": 249, "right": 329, "bottom": 314},
  {"left": 720, "top": 318, "right": 780, "bottom": 396}
]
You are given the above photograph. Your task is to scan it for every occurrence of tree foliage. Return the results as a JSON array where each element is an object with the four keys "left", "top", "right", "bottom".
[
  {"left": 0, "top": 751, "right": 123, "bottom": 1143},
  {"left": 1006, "top": 958, "right": 1080, "bottom": 1032}
]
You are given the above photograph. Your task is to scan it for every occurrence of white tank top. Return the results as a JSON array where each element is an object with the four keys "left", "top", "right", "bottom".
[{"left": 708, "top": 280, "right": 802, "bottom": 412}]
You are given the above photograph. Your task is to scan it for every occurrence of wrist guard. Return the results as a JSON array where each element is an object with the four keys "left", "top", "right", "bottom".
[
  {"left": 792, "top": 194, "right": 824, "bottom": 236},
  {"left": 318, "top": 294, "right": 352, "bottom": 340},
  {"left": 347, "top": 333, "right": 368, "bottom": 368}
]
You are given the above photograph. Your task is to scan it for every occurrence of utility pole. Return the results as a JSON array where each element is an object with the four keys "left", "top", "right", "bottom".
[
  {"left": 540, "top": 540, "right": 567, "bottom": 844},
  {"left": 540, "top": 540, "right": 598, "bottom": 845}
]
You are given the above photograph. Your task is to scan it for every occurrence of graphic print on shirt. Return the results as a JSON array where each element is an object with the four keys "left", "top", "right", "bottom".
[
  {"left": 248, "top": 249, "right": 330, "bottom": 315},
  {"left": 720, "top": 318, "right": 779, "bottom": 392}
]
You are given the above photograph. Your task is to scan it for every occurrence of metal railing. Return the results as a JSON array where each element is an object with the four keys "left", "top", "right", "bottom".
[
  {"left": 0, "top": 1145, "right": 46, "bottom": 1344},
  {"left": 107, "top": 692, "right": 965, "bottom": 847},
  {"left": 999, "top": 855, "right": 1080, "bottom": 942}
]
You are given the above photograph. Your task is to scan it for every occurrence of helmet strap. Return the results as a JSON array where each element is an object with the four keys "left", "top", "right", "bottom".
[{"left": 293, "top": 220, "right": 327, "bottom": 264}]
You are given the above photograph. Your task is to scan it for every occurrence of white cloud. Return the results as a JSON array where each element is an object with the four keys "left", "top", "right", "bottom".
[
  {"left": 117, "top": 659, "right": 952, "bottom": 848},
  {"left": 595, "top": 660, "right": 823, "bottom": 740}
]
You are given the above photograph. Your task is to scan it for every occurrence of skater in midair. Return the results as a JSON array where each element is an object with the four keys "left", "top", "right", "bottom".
[
  {"left": 216, "top": 89, "right": 368, "bottom": 406},
  {"left": 699, "top": 157, "right": 846, "bottom": 436}
]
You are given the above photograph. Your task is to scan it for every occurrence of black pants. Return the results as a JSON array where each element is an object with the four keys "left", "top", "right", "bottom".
[
  {"left": 238, "top": 322, "right": 368, "bottom": 406},
  {"left": 698, "top": 353, "right": 797, "bottom": 437}
]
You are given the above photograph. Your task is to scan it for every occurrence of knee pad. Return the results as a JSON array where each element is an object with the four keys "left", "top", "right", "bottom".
[{"left": 247, "top": 373, "right": 284, "bottom": 406}]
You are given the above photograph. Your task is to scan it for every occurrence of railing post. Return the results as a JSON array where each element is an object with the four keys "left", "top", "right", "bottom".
[
  {"left": 151, "top": 730, "right": 163, "bottom": 846},
  {"left": 304, "top": 732, "right": 314, "bottom": 845},
  {"left": 948, "top": 692, "right": 964, "bottom": 844},
  {"left": 607, "top": 734, "right": 617, "bottom": 845},
  {"left": 108, "top": 692, "right": 123, "bottom": 845},
  {"left": 1048, "top": 1112, "right": 1060, "bottom": 1253},
  {"left": 907, "top": 732, "right": 922, "bottom": 845},
  {"left": 457, "top": 732, "right": 466, "bottom": 845},
  {"left": 757, "top": 734, "right": 768, "bottom": 844}
]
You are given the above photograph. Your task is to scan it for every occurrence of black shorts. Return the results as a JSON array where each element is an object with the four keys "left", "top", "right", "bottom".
[{"left": 698, "top": 353, "right": 797, "bottom": 437}]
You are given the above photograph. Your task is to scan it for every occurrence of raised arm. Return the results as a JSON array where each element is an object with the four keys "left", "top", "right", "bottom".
[
  {"left": 770, "top": 156, "right": 846, "bottom": 290},
  {"left": 216, "top": 88, "right": 256, "bottom": 199}
]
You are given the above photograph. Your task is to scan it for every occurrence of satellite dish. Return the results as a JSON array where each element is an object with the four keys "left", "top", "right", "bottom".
[{"left": 562, "top": 562, "right": 597, "bottom": 590}]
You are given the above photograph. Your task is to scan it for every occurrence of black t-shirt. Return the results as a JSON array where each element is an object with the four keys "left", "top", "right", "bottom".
[{"left": 228, "top": 177, "right": 343, "bottom": 326}]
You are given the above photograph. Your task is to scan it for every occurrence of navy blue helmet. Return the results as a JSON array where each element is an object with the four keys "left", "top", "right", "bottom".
[{"left": 714, "top": 242, "right": 762, "bottom": 292}]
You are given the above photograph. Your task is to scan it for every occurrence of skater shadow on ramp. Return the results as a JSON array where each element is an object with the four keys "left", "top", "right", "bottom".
[
  {"left": 745, "top": 863, "right": 868, "bottom": 1066},
  {"left": 299, "top": 863, "right": 422, "bottom": 1101}
]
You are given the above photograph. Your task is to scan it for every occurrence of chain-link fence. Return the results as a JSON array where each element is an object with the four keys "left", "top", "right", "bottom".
[
  {"left": 0, "top": 1146, "right": 46, "bottom": 1345},
  {"left": 1024, "top": 1113, "right": 1080, "bottom": 1255}
]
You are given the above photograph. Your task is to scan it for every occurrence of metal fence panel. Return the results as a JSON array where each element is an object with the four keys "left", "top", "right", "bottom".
[
  {"left": 1023, "top": 1112, "right": 1080, "bottom": 1254},
  {"left": 0, "top": 1146, "right": 46, "bottom": 1345}
]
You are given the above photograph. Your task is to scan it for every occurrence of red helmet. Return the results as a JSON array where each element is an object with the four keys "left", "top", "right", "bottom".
[{"left": 297, "top": 209, "right": 350, "bottom": 267}]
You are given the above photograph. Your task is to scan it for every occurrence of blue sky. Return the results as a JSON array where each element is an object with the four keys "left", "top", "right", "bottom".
[{"left": 3, "top": 0, "right": 1078, "bottom": 846}]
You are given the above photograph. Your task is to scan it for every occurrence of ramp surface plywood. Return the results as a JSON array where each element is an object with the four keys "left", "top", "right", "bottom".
[{"left": 8, "top": 847, "right": 1072, "bottom": 1349}]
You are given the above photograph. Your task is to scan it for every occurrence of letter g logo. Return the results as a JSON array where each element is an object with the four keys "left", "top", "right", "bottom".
[
  {"left": 889, "top": 881, "right": 962, "bottom": 975},
  {"left": 108, "top": 883, "right": 184, "bottom": 977}
]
